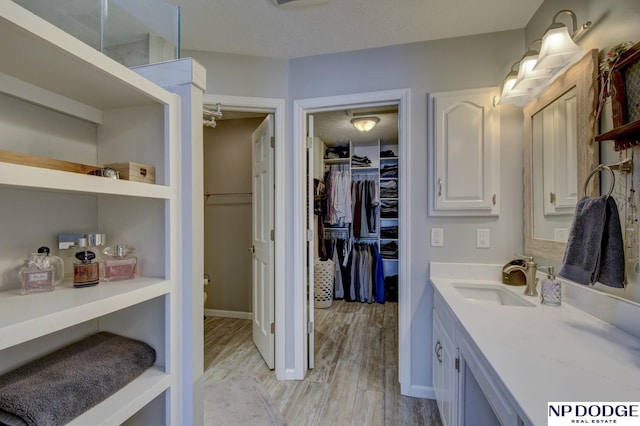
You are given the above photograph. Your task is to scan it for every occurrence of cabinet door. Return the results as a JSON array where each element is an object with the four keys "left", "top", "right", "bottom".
[
  {"left": 429, "top": 87, "right": 500, "bottom": 216},
  {"left": 433, "top": 310, "right": 458, "bottom": 426}
]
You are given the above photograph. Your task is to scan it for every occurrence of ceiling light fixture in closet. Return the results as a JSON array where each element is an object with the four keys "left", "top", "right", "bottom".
[{"left": 351, "top": 117, "right": 379, "bottom": 132}]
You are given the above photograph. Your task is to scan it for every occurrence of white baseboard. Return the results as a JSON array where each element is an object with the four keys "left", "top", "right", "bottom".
[
  {"left": 403, "top": 384, "right": 436, "bottom": 400},
  {"left": 204, "top": 309, "right": 252, "bottom": 320}
]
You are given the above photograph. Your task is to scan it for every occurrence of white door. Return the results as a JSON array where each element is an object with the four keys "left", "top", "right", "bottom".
[
  {"left": 252, "top": 114, "right": 275, "bottom": 369},
  {"left": 306, "top": 115, "right": 315, "bottom": 369}
]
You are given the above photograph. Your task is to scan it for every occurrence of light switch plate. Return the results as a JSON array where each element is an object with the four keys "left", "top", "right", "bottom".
[
  {"left": 477, "top": 229, "right": 490, "bottom": 248},
  {"left": 431, "top": 228, "right": 444, "bottom": 247}
]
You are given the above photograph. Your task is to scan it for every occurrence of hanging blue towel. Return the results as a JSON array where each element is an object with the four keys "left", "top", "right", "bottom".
[{"left": 558, "top": 195, "right": 625, "bottom": 288}]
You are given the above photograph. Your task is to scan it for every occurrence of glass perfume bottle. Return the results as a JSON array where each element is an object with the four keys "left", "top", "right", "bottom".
[
  {"left": 102, "top": 244, "right": 137, "bottom": 282},
  {"left": 86, "top": 233, "right": 107, "bottom": 279},
  {"left": 73, "top": 243, "right": 99, "bottom": 288},
  {"left": 19, "top": 246, "right": 64, "bottom": 295}
]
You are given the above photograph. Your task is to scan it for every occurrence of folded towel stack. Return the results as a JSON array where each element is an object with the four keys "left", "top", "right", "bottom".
[
  {"left": 0, "top": 332, "right": 156, "bottom": 426},
  {"left": 558, "top": 195, "right": 625, "bottom": 288}
]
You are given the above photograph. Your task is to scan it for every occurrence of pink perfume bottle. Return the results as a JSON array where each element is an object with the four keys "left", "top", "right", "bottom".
[
  {"left": 102, "top": 244, "right": 137, "bottom": 282},
  {"left": 19, "top": 246, "right": 64, "bottom": 295}
]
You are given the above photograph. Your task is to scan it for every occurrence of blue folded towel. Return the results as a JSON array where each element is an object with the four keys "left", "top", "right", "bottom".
[{"left": 558, "top": 195, "right": 625, "bottom": 288}]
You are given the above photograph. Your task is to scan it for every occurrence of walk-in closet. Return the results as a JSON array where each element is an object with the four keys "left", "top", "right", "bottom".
[{"left": 312, "top": 106, "right": 400, "bottom": 307}]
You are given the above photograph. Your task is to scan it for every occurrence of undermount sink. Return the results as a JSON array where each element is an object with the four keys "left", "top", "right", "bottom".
[{"left": 453, "top": 283, "right": 536, "bottom": 307}]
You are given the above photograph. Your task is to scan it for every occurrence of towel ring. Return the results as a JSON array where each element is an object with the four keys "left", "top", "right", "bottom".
[{"left": 583, "top": 165, "right": 615, "bottom": 198}]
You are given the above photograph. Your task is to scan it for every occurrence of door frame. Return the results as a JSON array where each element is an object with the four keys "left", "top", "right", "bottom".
[
  {"left": 203, "top": 94, "right": 286, "bottom": 380},
  {"left": 292, "top": 89, "right": 411, "bottom": 390}
]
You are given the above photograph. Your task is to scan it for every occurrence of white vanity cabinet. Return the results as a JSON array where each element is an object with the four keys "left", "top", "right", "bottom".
[
  {"left": 0, "top": 2, "right": 181, "bottom": 424},
  {"left": 433, "top": 291, "right": 519, "bottom": 426},
  {"left": 432, "top": 303, "right": 459, "bottom": 426},
  {"left": 428, "top": 87, "right": 500, "bottom": 216}
]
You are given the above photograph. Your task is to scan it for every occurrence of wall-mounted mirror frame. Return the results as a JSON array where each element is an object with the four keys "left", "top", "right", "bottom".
[{"left": 523, "top": 49, "right": 599, "bottom": 261}]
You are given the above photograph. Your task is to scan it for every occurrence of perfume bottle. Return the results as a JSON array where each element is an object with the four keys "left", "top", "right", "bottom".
[
  {"left": 86, "top": 233, "right": 107, "bottom": 279},
  {"left": 73, "top": 242, "right": 99, "bottom": 288},
  {"left": 58, "top": 233, "right": 84, "bottom": 279},
  {"left": 18, "top": 246, "right": 64, "bottom": 295},
  {"left": 102, "top": 244, "right": 137, "bottom": 282}
]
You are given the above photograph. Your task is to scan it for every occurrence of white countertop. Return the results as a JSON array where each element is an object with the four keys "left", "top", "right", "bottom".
[{"left": 430, "top": 262, "right": 640, "bottom": 426}]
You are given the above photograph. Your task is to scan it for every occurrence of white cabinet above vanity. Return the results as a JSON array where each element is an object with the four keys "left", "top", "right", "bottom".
[
  {"left": 428, "top": 87, "right": 500, "bottom": 216},
  {"left": 430, "top": 262, "right": 640, "bottom": 426}
]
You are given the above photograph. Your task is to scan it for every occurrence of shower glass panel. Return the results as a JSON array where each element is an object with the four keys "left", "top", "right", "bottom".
[{"left": 12, "top": 0, "right": 180, "bottom": 67}]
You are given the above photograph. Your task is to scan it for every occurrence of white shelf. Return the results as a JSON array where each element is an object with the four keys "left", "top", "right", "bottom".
[
  {"left": 324, "top": 157, "right": 350, "bottom": 164},
  {"left": 67, "top": 366, "right": 171, "bottom": 426},
  {"left": 0, "top": 162, "right": 170, "bottom": 199},
  {"left": 0, "top": 278, "right": 172, "bottom": 350},
  {"left": 0, "top": 1, "right": 174, "bottom": 114}
]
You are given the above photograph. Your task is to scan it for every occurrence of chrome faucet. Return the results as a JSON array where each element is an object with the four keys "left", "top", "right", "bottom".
[{"left": 503, "top": 255, "right": 538, "bottom": 296}]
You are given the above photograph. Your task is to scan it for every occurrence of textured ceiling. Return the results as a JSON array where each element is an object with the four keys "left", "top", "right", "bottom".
[
  {"left": 313, "top": 106, "right": 398, "bottom": 145},
  {"left": 176, "top": 0, "right": 543, "bottom": 59}
]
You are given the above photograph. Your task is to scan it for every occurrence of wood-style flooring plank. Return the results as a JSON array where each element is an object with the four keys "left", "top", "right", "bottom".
[{"left": 203, "top": 301, "right": 442, "bottom": 426}]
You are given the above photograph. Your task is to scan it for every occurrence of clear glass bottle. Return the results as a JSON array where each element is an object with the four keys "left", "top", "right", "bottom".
[
  {"left": 102, "top": 244, "right": 137, "bottom": 282},
  {"left": 19, "top": 246, "right": 64, "bottom": 294},
  {"left": 540, "top": 266, "right": 561, "bottom": 306}
]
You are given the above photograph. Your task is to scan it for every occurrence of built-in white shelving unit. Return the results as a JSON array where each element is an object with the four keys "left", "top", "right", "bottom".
[{"left": 0, "top": 1, "right": 181, "bottom": 424}]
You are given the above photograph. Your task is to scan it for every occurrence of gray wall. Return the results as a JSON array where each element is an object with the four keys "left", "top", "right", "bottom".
[
  {"left": 187, "top": 0, "right": 640, "bottom": 393},
  {"left": 289, "top": 29, "right": 526, "bottom": 392}
]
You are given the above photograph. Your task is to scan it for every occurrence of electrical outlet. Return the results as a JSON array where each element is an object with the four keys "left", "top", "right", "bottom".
[
  {"left": 431, "top": 228, "right": 444, "bottom": 247},
  {"left": 476, "top": 229, "right": 490, "bottom": 248}
]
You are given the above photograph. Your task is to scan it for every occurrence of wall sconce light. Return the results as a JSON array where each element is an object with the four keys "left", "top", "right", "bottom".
[
  {"left": 512, "top": 40, "right": 550, "bottom": 90},
  {"left": 534, "top": 10, "right": 591, "bottom": 72},
  {"left": 351, "top": 117, "right": 379, "bottom": 132},
  {"left": 497, "top": 62, "right": 531, "bottom": 106},
  {"left": 498, "top": 9, "right": 591, "bottom": 106}
]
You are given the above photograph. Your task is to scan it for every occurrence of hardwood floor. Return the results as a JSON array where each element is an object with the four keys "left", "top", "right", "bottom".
[{"left": 203, "top": 301, "right": 443, "bottom": 426}]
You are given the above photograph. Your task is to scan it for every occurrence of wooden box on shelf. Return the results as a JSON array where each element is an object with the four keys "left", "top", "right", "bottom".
[
  {"left": 105, "top": 162, "right": 156, "bottom": 184},
  {"left": 596, "top": 41, "right": 640, "bottom": 150}
]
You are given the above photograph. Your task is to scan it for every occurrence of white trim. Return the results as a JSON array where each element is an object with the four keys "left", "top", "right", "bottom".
[
  {"left": 408, "top": 385, "right": 437, "bottom": 400},
  {"left": 202, "top": 94, "right": 287, "bottom": 381},
  {"left": 292, "top": 89, "right": 411, "bottom": 390},
  {"left": 204, "top": 309, "right": 253, "bottom": 320}
]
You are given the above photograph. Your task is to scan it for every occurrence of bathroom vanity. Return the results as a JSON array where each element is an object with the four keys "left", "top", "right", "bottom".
[{"left": 430, "top": 262, "right": 640, "bottom": 426}]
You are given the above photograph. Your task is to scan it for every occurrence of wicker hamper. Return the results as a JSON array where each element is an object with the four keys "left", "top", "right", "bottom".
[{"left": 314, "top": 259, "right": 335, "bottom": 308}]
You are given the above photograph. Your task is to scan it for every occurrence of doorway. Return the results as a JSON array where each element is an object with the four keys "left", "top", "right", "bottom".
[
  {"left": 202, "top": 94, "right": 286, "bottom": 378},
  {"left": 293, "top": 89, "right": 411, "bottom": 391}
]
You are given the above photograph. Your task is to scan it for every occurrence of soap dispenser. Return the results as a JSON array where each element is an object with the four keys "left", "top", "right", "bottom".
[{"left": 540, "top": 266, "right": 561, "bottom": 306}]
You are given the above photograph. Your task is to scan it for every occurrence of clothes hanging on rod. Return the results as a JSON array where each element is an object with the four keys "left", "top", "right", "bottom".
[
  {"left": 323, "top": 165, "right": 352, "bottom": 226},
  {"left": 351, "top": 177, "right": 379, "bottom": 238},
  {"left": 343, "top": 241, "right": 385, "bottom": 304}
]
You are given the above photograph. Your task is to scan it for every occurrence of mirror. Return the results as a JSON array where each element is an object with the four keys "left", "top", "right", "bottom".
[{"left": 524, "top": 49, "right": 599, "bottom": 261}]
